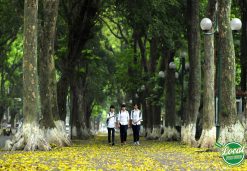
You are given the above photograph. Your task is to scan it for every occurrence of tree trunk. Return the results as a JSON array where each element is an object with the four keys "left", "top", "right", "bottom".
[
  {"left": 58, "top": 0, "right": 100, "bottom": 130},
  {"left": 240, "top": 0, "right": 247, "bottom": 92},
  {"left": 138, "top": 36, "right": 148, "bottom": 73},
  {"left": 137, "top": 35, "right": 150, "bottom": 137},
  {"left": 84, "top": 99, "right": 94, "bottom": 136},
  {"left": 1, "top": 66, "right": 5, "bottom": 96},
  {"left": 198, "top": 0, "right": 216, "bottom": 148},
  {"left": 10, "top": 109, "right": 18, "bottom": 129},
  {"left": 182, "top": 0, "right": 201, "bottom": 146},
  {"left": 161, "top": 52, "right": 179, "bottom": 141},
  {"left": 218, "top": 0, "right": 245, "bottom": 143},
  {"left": 126, "top": 32, "right": 138, "bottom": 103},
  {"left": 39, "top": 0, "right": 59, "bottom": 121},
  {"left": 240, "top": 0, "right": 247, "bottom": 126},
  {"left": 151, "top": 37, "right": 161, "bottom": 139},
  {"left": 0, "top": 65, "right": 6, "bottom": 122},
  {"left": 5, "top": 0, "right": 50, "bottom": 151},
  {"left": 0, "top": 106, "right": 5, "bottom": 122},
  {"left": 145, "top": 97, "right": 153, "bottom": 139},
  {"left": 70, "top": 78, "right": 81, "bottom": 139},
  {"left": 140, "top": 94, "right": 147, "bottom": 136},
  {"left": 70, "top": 77, "right": 90, "bottom": 140},
  {"left": 147, "top": 37, "right": 161, "bottom": 140},
  {"left": 85, "top": 100, "right": 93, "bottom": 129},
  {"left": 39, "top": 0, "right": 70, "bottom": 146},
  {"left": 57, "top": 74, "right": 69, "bottom": 122}
]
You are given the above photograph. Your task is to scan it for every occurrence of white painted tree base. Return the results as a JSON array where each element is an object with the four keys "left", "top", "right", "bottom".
[
  {"left": 4, "top": 121, "right": 72, "bottom": 151},
  {"left": 4, "top": 123, "right": 51, "bottom": 151},
  {"left": 218, "top": 121, "right": 246, "bottom": 144},
  {"left": 145, "top": 128, "right": 152, "bottom": 139},
  {"left": 146, "top": 127, "right": 160, "bottom": 140},
  {"left": 198, "top": 127, "right": 216, "bottom": 148},
  {"left": 160, "top": 126, "right": 180, "bottom": 141},
  {"left": 181, "top": 123, "right": 197, "bottom": 146},
  {"left": 72, "top": 126, "right": 92, "bottom": 139},
  {"left": 46, "top": 120, "right": 71, "bottom": 146},
  {"left": 140, "top": 127, "right": 146, "bottom": 137}
]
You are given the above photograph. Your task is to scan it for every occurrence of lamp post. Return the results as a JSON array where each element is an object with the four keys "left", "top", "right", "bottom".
[{"left": 200, "top": 15, "right": 242, "bottom": 142}]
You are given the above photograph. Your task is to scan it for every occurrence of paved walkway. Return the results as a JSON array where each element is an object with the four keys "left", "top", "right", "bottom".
[{"left": 0, "top": 135, "right": 246, "bottom": 170}]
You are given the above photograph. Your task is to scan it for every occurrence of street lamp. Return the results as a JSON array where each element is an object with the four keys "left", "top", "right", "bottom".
[
  {"left": 200, "top": 15, "right": 242, "bottom": 142},
  {"left": 169, "top": 62, "right": 176, "bottom": 70},
  {"left": 201, "top": 17, "right": 242, "bottom": 32},
  {"left": 230, "top": 18, "right": 242, "bottom": 31},
  {"left": 169, "top": 62, "right": 179, "bottom": 79},
  {"left": 200, "top": 18, "right": 213, "bottom": 31},
  {"left": 158, "top": 71, "right": 165, "bottom": 78}
]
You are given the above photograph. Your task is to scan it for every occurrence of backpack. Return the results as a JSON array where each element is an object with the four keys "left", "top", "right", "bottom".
[
  {"left": 131, "top": 110, "right": 142, "bottom": 123},
  {"left": 106, "top": 113, "right": 110, "bottom": 126}
]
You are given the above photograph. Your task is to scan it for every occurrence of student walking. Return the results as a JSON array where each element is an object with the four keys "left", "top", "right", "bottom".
[
  {"left": 107, "top": 105, "right": 116, "bottom": 146},
  {"left": 130, "top": 103, "right": 142, "bottom": 145},
  {"left": 117, "top": 104, "right": 130, "bottom": 145}
]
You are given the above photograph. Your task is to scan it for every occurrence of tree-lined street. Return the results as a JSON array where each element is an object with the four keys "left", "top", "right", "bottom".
[{"left": 0, "top": 0, "right": 247, "bottom": 169}]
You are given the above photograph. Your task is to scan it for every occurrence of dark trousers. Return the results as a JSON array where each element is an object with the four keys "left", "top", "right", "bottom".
[
  {"left": 107, "top": 128, "right": 115, "bottom": 144},
  {"left": 132, "top": 125, "right": 140, "bottom": 142},
  {"left": 120, "top": 124, "right": 128, "bottom": 143}
]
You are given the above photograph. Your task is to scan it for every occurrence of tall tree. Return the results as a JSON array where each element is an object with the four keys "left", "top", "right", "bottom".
[
  {"left": 70, "top": 64, "right": 91, "bottom": 139},
  {"left": 239, "top": 0, "right": 247, "bottom": 126},
  {"left": 218, "top": 0, "right": 245, "bottom": 143},
  {"left": 198, "top": 0, "right": 216, "bottom": 148},
  {"left": 149, "top": 37, "right": 162, "bottom": 139},
  {"left": 5, "top": 0, "right": 50, "bottom": 151},
  {"left": 39, "top": 0, "right": 70, "bottom": 146},
  {"left": 181, "top": 0, "right": 201, "bottom": 146},
  {"left": 240, "top": 0, "right": 247, "bottom": 92},
  {"left": 58, "top": 0, "right": 101, "bottom": 139},
  {"left": 160, "top": 50, "right": 180, "bottom": 141}
]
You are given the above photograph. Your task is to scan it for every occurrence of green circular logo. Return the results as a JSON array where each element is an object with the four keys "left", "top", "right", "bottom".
[{"left": 221, "top": 142, "right": 245, "bottom": 166}]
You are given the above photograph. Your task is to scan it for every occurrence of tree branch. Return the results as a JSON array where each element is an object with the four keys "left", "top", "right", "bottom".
[
  {"left": 137, "top": 37, "right": 148, "bottom": 73},
  {"left": 101, "top": 14, "right": 129, "bottom": 44},
  {"left": 98, "top": 16, "right": 124, "bottom": 40}
]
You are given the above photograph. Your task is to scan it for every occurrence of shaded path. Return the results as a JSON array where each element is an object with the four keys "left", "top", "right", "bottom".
[{"left": 0, "top": 135, "right": 246, "bottom": 170}]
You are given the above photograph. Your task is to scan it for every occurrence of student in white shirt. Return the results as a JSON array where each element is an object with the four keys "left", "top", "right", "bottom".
[
  {"left": 107, "top": 105, "right": 116, "bottom": 146},
  {"left": 117, "top": 104, "right": 130, "bottom": 145},
  {"left": 130, "top": 103, "right": 142, "bottom": 145}
]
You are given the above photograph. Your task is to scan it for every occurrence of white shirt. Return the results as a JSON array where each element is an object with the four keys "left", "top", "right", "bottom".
[
  {"left": 117, "top": 110, "right": 130, "bottom": 125},
  {"left": 130, "top": 109, "right": 142, "bottom": 125},
  {"left": 107, "top": 112, "right": 116, "bottom": 128}
]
